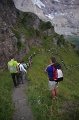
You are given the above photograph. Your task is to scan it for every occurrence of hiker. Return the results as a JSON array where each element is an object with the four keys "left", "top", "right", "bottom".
[
  {"left": 22, "top": 61, "right": 27, "bottom": 80},
  {"left": 33, "top": 52, "right": 36, "bottom": 57},
  {"left": 19, "top": 61, "right": 27, "bottom": 84},
  {"left": 45, "top": 57, "right": 58, "bottom": 99},
  {"left": 8, "top": 56, "right": 20, "bottom": 87}
]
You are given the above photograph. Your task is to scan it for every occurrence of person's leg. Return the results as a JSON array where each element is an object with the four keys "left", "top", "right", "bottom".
[
  {"left": 24, "top": 72, "right": 26, "bottom": 80},
  {"left": 54, "top": 82, "right": 58, "bottom": 98},
  {"left": 22, "top": 72, "right": 25, "bottom": 82},
  {"left": 21, "top": 71, "right": 24, "bottom": 83},
  {"left": 19, "top": 72, "right": 22, "bottom": 83},
  {"left": 11, "top": 73, "right": 17, "bottom": 87},
  {"left": 51, "top": 89, "right": 55, "bottom": 98},
  {"left": 18, "top": 73, "right": 21, "bottom": 84},
  {"left": 49, "top": 81, "right": 55, "bottom": 99},
  {"left": 55, "top": 88, "right": 58, "bottom": 98},
  {"left": 16, "top": 73, "right": 20, "bottom": 86}
]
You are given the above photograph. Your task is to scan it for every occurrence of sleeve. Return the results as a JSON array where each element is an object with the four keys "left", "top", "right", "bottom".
[{"left": 46, "top": 66, "right": 49, "bottom": 72}]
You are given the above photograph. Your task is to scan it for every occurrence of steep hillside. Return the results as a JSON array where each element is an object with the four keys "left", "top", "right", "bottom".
[
  {"left": 0, "top": 0, "right": 53, "bottom": 71},
  {"left": 13, "top": 0, "right": 79, "bottom": 37},
  {"left": 0, "top": 0, "right": 79, "bottom": 72},
  {"left": 0, "top": 1, "right": 79, "bottom": 118},
  {"left": 24, "top": 39, "right": 79, "bottom": 120}
]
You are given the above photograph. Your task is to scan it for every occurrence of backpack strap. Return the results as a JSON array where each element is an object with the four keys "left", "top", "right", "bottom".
[{"left": 52, "top": 65, "right": 57, "bottom": 80}]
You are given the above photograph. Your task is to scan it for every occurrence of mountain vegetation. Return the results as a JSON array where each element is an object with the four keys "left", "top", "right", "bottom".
[
  {"left": 67, "top": 37, "right": 79, "bottom": 49},
  {"left": 0, "top": 0, "right": 79, "bottom": 120},
  {"left": 25, "top": 40, "right": 79, "bottom": 120},
  {"left": 0, "top": 38, "right": 79, "bottom": 120}
]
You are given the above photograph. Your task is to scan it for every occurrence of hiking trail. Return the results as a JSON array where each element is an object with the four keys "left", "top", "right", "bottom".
[{"left": 12, "top": 80, "right": 33, "bottom": 120}]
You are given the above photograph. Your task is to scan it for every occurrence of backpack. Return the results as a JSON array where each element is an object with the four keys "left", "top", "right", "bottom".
[
  {"left": 8, "top": 61, "right": 17, "bottom": 73},
  {"left": 23, "top": 64, "right": 27, "bottom": 70},
  {"left": 52, "top": 63, "right": 63, "bottom": 82}
]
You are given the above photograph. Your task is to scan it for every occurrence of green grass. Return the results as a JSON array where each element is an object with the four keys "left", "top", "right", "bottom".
[
  {"left": 0, "top": 43, "right": 79, "bottom": 120},
  {"left": 25, "top": 47, "right": 79, "bottom": 120},
  {"left": 0, "top": 70, "right": 14, "bottom": 120},
  {"left": 1, "top": 10, "right": 79, "bottom": 120}
]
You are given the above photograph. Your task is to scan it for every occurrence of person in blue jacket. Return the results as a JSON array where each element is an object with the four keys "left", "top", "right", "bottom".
[{"left": 45, "top": 57, "right": 58, "bottom": 100}]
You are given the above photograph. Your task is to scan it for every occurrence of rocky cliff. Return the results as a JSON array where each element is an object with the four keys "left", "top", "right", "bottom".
[
  {"left": 13, "top": 0, "right": 79, "bottom": 37},
  {"left": 0, "top": 0, "right": 49, "bottom": 71}
]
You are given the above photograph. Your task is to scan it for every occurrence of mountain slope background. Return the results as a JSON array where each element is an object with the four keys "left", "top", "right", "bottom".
[
  {"left": 26, "top": 46, "right": 79, "bottom": 120},
  {"left": 13, "top": 0, "right": 79, "bottom": 37},
  {"left": 0, "top": 0, "right": 53, "bottom": 71},
  {"left": 0, "top": 0, "right": 79, "bottom": 71},
  {"left": 0, "top": 0, "right": 79, "bottom": 120}
]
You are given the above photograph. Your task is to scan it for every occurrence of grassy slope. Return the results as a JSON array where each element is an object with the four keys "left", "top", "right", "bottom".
[
  {"left": 0, "top": 12, "right": 79, "bottom": 119},
  {"left": 0, "top": 70, "right": 14, "bottom": 120},
  {"left": 0, "top": 44, "right": 79, "bottom": 120},
  {"left": 26, "top": 46, "right": 79, "bottom": 120}
]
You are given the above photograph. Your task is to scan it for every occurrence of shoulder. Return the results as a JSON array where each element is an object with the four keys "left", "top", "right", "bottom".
[
  {"left": 53, "top": 63, "right": 61, "bottom": 69},
  {"left": 8, "top": 61, "right": 10, "bottom": 64},
  {"left": 46, "top": 65, "right": 52, "bottom": 71},
  {"left": 13, "top": 61, "right": 18, "bottom": 65},
  {"left": 8, "top": 60, "right": 12, "bottom": 66}
]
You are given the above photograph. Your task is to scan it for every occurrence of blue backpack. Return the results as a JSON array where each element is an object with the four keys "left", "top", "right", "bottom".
[{"left": 23, "top": 64, "right": 27, "bottom": 70}]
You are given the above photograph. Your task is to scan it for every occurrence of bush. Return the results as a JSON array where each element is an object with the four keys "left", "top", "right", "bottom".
[
  {"left": 12, "top": 29, "right": 20, "bottom": 39},
  {"left": 76, "top": 49, "right": 79, "bottom": 56},
  {"left": 71, "top": 43, "right": 76, "bottom": 48},
  {"left": 45, "top": 21, "right": 52, "bottom": 29},
  {"left": 57, "top": 35, "right": 65, "bottom": 45},
  {"left": 41, "top": 21, "right": 52, "bottom": 30},
  {"left": 17, "top": 40, "right": 24, "bottom": 51}
]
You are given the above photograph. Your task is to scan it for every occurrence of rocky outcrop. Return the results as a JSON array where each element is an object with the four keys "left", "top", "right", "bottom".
[
  {"left": 13, "top": 0, "right": 79, "bottom": 37},
  {"left": 0, "top": 0, "right": 44, "bottom": 71}
]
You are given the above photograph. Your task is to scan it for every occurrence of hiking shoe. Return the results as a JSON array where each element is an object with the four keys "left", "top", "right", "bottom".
[
  {"left": 50, "top": 96, "right": 55, "bottom": 100},
  {"left": 55, "top": 96, "right": 58, "bottom": 99},
  {"left": 53, "top": 97, "right": 55, "bottom": 100}
]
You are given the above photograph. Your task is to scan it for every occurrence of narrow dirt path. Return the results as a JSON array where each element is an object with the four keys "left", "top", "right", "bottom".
[{"left": 12, "top": 80, "right": 33, "bottom": 120}]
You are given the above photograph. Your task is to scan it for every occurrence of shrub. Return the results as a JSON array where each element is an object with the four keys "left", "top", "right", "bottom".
[
  {"left": 41, "top": 21, "right": 52, "bottom": 30},
  {"left": 17, "top": 40, "right": 24, "bottom": 50},
  {"left": 45, "top": 21, "right": 52, "bottom": 29},
  {"left": 76, "top": 49, "right": 79, "bottom": 56},
  {"left": 12, "top": 29, "right": 20, "bottom": 39},
  {"left": 57, "top": 35, "right": 65, "bottom": 45},
  {"left": 71, "top": 43, "right": 76, "bottom": 48}
]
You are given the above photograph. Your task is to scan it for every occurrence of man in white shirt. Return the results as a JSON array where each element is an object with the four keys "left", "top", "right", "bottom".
[{"left": 19, "top": 61, "right": 27, "bottom": 84}]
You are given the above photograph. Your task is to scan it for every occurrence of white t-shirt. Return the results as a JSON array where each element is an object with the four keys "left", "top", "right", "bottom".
[{"left": 19, "top": 64, "right": 26, "bottom": 72}]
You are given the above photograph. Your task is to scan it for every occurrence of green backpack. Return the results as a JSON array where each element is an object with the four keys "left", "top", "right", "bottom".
[{"left": 8, "top": 61, "right": 17, "bottom": 73}]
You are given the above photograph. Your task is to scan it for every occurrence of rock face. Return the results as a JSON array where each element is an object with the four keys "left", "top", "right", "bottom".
[
  {"left": 13, "top": 0, "right": 79, "bottom": 37},
  {"left": 0, "top": 0, "right": 43, "bottom": 71}
]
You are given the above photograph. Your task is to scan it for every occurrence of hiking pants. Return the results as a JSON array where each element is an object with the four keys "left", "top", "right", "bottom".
[
  {"left": 20, "top": 71, "right": 25, "bottom": 83},
  {"left": 11, "top": 73, "right": 19, "bottom": 87}
]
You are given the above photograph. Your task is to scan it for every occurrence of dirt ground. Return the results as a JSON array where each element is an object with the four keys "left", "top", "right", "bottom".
[{"left": 12, "top": 80, "right": 33, "bottom": 120}]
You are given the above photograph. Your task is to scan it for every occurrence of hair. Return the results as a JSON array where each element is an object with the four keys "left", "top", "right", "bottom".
[
  {"left": 50, "top": 57, "right": 56, "bottom": 63},
  {"left": 9, "top": 55, "right": 14, "bottom": 59},
  {"left": 20, "top": 60, "right": 24, "bottom": 63}
]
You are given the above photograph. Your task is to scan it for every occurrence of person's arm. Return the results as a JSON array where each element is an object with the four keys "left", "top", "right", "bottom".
[
  {"left": 45, "top": 64, "right": 51, "bottom": 72},
  {"left": 45, "top": 64, "right": 50, "bottom": 72},
  {"left": 45, "top": 67, "right": 47, "bottom": 72}
]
